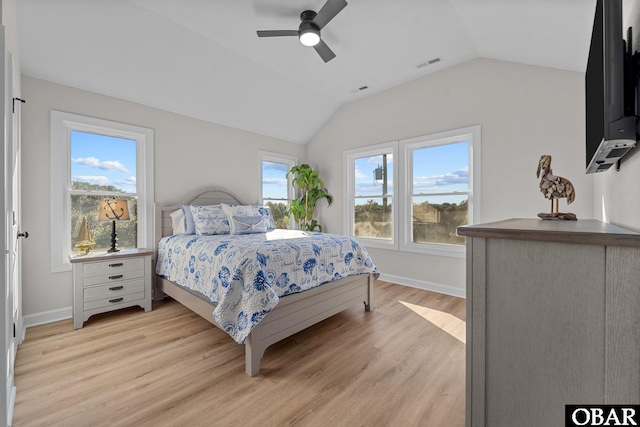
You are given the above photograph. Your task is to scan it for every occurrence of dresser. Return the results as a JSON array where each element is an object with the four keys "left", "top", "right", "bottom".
[
  {"left": 70, "top": 248, "right": 153, "bottom": 329},
  {"left": 457, "top": 219, "right": 640, "bottom": 427}
]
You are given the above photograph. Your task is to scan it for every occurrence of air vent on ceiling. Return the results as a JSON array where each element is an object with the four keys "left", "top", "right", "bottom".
[
  {"left": 350, "top": 85, "right": 369, "bottom": 93},
  {"left": 416, "top": 56, "right": 443, "bottom": 69}
]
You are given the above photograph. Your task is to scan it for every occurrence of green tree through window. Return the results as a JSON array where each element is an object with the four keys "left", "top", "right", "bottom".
[{"left": 70, "top": 131, "right": 138, "bottom": 253}]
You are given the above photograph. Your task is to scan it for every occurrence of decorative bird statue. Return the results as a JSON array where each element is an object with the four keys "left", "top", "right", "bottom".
[{"left": 536, "top": 155, "right": 577, "bottom": 220}]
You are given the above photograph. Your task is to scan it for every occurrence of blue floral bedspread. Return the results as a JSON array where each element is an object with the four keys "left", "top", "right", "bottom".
[{"left": 156, "top": 229, "right": 378, "bottom": 344}]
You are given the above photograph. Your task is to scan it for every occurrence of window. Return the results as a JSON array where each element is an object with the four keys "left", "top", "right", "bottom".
[
  {"left": 51, "top": 111, "right": 154, "bottom": 272},
  {"left": 258, "top": 151, "right": 296, "bottom": 229},
  {"left": 343, "top": 142, "right": 397, "bottom": 250},
  {"left": 344, "top": 126, "right": 480, "bottom": 257}
]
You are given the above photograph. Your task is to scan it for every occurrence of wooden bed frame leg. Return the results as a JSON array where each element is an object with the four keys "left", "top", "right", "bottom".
[
  {"left": 364, "top": 273, "right": 373, "bottom": 312},
  {"left": 244, "top": 333, "right": 264, "bottom": 376},
  {"left": 153, "top": 275, "right": 165, "bottom": 302}
]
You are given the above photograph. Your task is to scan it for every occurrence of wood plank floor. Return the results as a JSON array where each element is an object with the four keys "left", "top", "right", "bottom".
[{"left": 13, "top": 281, "right": 465, "bottom": 427}]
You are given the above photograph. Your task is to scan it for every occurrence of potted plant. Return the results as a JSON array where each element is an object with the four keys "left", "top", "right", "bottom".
[{"left": 285, "top": 164, "right": 333, "bottom": 232}]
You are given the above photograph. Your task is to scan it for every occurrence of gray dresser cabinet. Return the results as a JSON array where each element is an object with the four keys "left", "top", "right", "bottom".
[{"left": 458, "top": 219, "right": 640, "bottom": 427}]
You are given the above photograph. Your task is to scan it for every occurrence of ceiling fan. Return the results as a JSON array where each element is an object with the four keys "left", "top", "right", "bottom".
[{"left": 256, "top": 0, "right": 347, "bottom": 63}]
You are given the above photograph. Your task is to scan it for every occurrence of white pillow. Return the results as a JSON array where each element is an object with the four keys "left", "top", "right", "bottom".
[
  {"left": 189, "top": 204, "right": 230, "bottom": 236},
  {"left": 170, "top": 209, "right": 186, "bottom": 234}
]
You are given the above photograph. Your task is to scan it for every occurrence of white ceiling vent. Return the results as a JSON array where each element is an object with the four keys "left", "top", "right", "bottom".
[
  {"left": 350, "top": 85, "right": 370, "bottom": 93},
  {"left": 416, "top": 56, "right": 443, "bottom": 69}
]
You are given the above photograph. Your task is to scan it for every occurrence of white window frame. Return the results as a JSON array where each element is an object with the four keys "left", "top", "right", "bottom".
[
  {"left": 50, "top": 111, "right": 154, "bottom": 273},
  {"left": 343, "top": 141, "right": 398, "bottom": 251},
  {"left": 343, "top": 125, "right": 481, "bottom": 258},
  {"left": 258, "top": 151, "right": 297, "bottom": 205},
  {"left": 258, "top": 151, "right": 297, "bottom": 228},
  {"left": 399, "top": 125, "right": 481, "bottom": 258}
]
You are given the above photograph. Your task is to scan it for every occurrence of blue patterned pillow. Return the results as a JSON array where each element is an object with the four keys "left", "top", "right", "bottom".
[
  {"left": 189, "top": 204, "right": 230, "bottom": 236},
  {"left": 256, "top": 205, "right": 276, "bottom": 230},
  {"left": 230, "top": 215, "right": 267, "bottom": 234}
]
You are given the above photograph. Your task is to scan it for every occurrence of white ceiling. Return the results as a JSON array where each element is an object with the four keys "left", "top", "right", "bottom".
[{"left": 16, "top": 0, "right": 596, "bottom": 144}]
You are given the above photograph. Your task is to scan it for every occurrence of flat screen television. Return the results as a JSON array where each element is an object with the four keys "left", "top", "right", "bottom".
[{"left": 585, "top": 0, "right": 638, "bottom": 174}]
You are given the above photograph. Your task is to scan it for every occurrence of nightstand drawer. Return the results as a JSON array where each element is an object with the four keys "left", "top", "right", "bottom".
[
  {"left": 83, "top": 257, "right": 145, "bottom": 278},
  {"left": 83, "top": 269, "right": 145, "bottom": 287},
  {"left": 84, "top": 291, "right": 146, "bottom": 311},
  {"left": 70, "top": 249, "right": 153, "bottom": 329},
  {"left": 84, "top": 279, "right": 146, "bottom": 302}
]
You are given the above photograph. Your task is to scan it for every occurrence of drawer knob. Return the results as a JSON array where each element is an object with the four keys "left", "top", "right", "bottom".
[
  {"left": 109, "top": 275, "right": 123, "bottom": 280},
  {"left": 108, "top": 263, "right": 123, "bottom": 267},
  {"left": 109, "top": 286, "right": 124, "bottom": 291},
  {"left": 109, "top": 298, "right": 124, "bottom": 303}
]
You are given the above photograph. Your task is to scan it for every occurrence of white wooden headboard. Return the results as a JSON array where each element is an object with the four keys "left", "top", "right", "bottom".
[{"left": 154, "top": 187, "right": 247, "bottom": 250}]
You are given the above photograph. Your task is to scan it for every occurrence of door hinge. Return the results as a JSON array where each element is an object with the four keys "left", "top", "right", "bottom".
[{"left": 12, "top": 97, "right": 25, "bottom": 113}]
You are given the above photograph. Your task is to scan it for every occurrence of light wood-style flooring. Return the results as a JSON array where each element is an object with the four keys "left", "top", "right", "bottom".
[{"left": 13, "top": 281, "right": 465, "bottom": 426}]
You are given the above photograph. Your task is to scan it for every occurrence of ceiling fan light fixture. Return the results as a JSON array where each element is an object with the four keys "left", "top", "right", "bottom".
[
  {"left": 257, "top": 0, "right": 346, "bottom": 62},
  {"left": 299, "top": 25, "right": 320, "bottom": 47}
]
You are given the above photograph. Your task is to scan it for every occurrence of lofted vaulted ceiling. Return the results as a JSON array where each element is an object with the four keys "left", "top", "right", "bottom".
[{"left": 17, "top": 0, "right": 596, "bottom": 144}]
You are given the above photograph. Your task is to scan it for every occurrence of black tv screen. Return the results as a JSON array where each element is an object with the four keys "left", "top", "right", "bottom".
[{"left": 585, "top": 0, "right": 637, "bottom": 173}]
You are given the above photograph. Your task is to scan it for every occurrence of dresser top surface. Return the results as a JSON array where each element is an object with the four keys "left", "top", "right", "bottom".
[
  {"left": 69, "top": 248, "right": 152, "bottom": 263},
  {"left": 457, "top": 218, "right": 640, "bottom": 247}
]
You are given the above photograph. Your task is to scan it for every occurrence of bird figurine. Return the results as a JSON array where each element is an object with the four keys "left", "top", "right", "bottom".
[{"left": 536, "top": 155, "right": 577, "bottom": 220}]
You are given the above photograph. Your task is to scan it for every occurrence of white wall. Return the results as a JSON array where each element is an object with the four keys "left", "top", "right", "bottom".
[
  {"left": 20, "top": 75, "right": 305, "bottom": 319},
  {"left": 20, "top": 57, "right": 598, "bottom": 317},
  {"left": 1, "top": 0, "right": 20, "bottom": 74},
  {"left": 307, "top": 58, "right": 593, "bottom": 295}
]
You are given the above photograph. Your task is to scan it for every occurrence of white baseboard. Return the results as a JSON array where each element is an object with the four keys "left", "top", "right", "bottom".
[
  {"left": 18, "top": 276, "right": 464, "bottom": 331},
  {"left": 378, "top": 273, "right": 466, "bottom": 299},
  {"left": 23, "top": 306, "right": 72, "bottom": 330}
]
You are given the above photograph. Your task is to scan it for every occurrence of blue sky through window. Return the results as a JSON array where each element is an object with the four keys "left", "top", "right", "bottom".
[
  {"left": 354, "top": 141, "right": 469, "bottom": 205},
  {"left": 355, "top": 154, "right": 394, "bottom": 201},
  {"left": 262, "top": 161, "right": 289, "bottom": 200},
  {"left": 71, "top": 131, "right": 137, "bottom": 193},
  {"left": 412, "top": 141, "right": 468, "bottom": 204}
]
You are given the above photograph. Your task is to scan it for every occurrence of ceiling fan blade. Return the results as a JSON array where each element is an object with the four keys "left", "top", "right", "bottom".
[
  {"left": 257, "top": 30, "right": 299, "bottom": 38},
  {"left": 313, "top": 39, "right": 336, "bottom": 63},
  {"left": 313, "top": 0, "right": 347, "bottom": 29}
]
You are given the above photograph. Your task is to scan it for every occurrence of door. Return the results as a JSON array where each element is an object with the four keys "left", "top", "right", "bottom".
[
  {"left": 7, "top": 50, "right": 23, "bottom": 404},
  {"left": 2, "top": 32, "right": 23, "bottom": 424},
  {"left": 10, "top": 55, "right": 23, "bottom": 355}
]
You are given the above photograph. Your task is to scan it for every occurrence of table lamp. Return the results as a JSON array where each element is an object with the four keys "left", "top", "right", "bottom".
[{"left": 98, "top": 199, "right": 130, "bottom": 252}]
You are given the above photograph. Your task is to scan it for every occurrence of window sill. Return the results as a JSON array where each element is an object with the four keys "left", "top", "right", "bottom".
[
  {"left": 400, "top": 242, "right": 466, "bottom": 258},
  {"left": 351, "top": 236, "right": 397, "bottom": 251}
]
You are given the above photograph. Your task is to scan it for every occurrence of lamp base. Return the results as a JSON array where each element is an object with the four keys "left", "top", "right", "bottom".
[{"left": 107, "top": 220, "right": 120, "bottom": 253}]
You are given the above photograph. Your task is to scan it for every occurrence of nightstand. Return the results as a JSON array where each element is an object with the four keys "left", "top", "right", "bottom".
[{"left": 70, "top": 248, "right": 153, "bottom": 329}]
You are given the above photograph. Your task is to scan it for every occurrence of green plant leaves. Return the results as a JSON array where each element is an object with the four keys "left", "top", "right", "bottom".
[{"left": 285, "top": 164, "right": 332, "bottom": 232}]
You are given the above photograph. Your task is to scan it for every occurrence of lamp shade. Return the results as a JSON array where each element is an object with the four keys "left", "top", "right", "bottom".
[{"left": 98, "top": 199, "right": 130, "bottom": 221}]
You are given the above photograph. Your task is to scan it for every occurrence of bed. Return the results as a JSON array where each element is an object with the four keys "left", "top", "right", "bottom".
[{"left": 154, "top": 187, "right": 377, "bottom": 376}]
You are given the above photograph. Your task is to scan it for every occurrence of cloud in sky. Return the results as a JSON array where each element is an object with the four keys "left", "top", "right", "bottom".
[
  {"left": 434, "top": 167, "right": 468, "bottom": 185},
  {"left": 72, "top": 157, "right": 129, "bottom": 173},
  {"left": 114, "top": 176, "right": 136, "bottom": 187},
  {"left": 414, "top": 167, "right": 468, "bottom": 192},
  {"left": 355, "top": 166, "right": 367, "bottom": 179},
  {"left": 355, "top": 180, "right": 394, "bottom": 196},
  {"left": 263, "top": 177, "right": 287, "bottom": 186},
  {"left": 74, "top": 175, "right": 111, "bottom": 186},
  {"left": 365, "top": 154, "right": 393, "bottom": 165}
]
